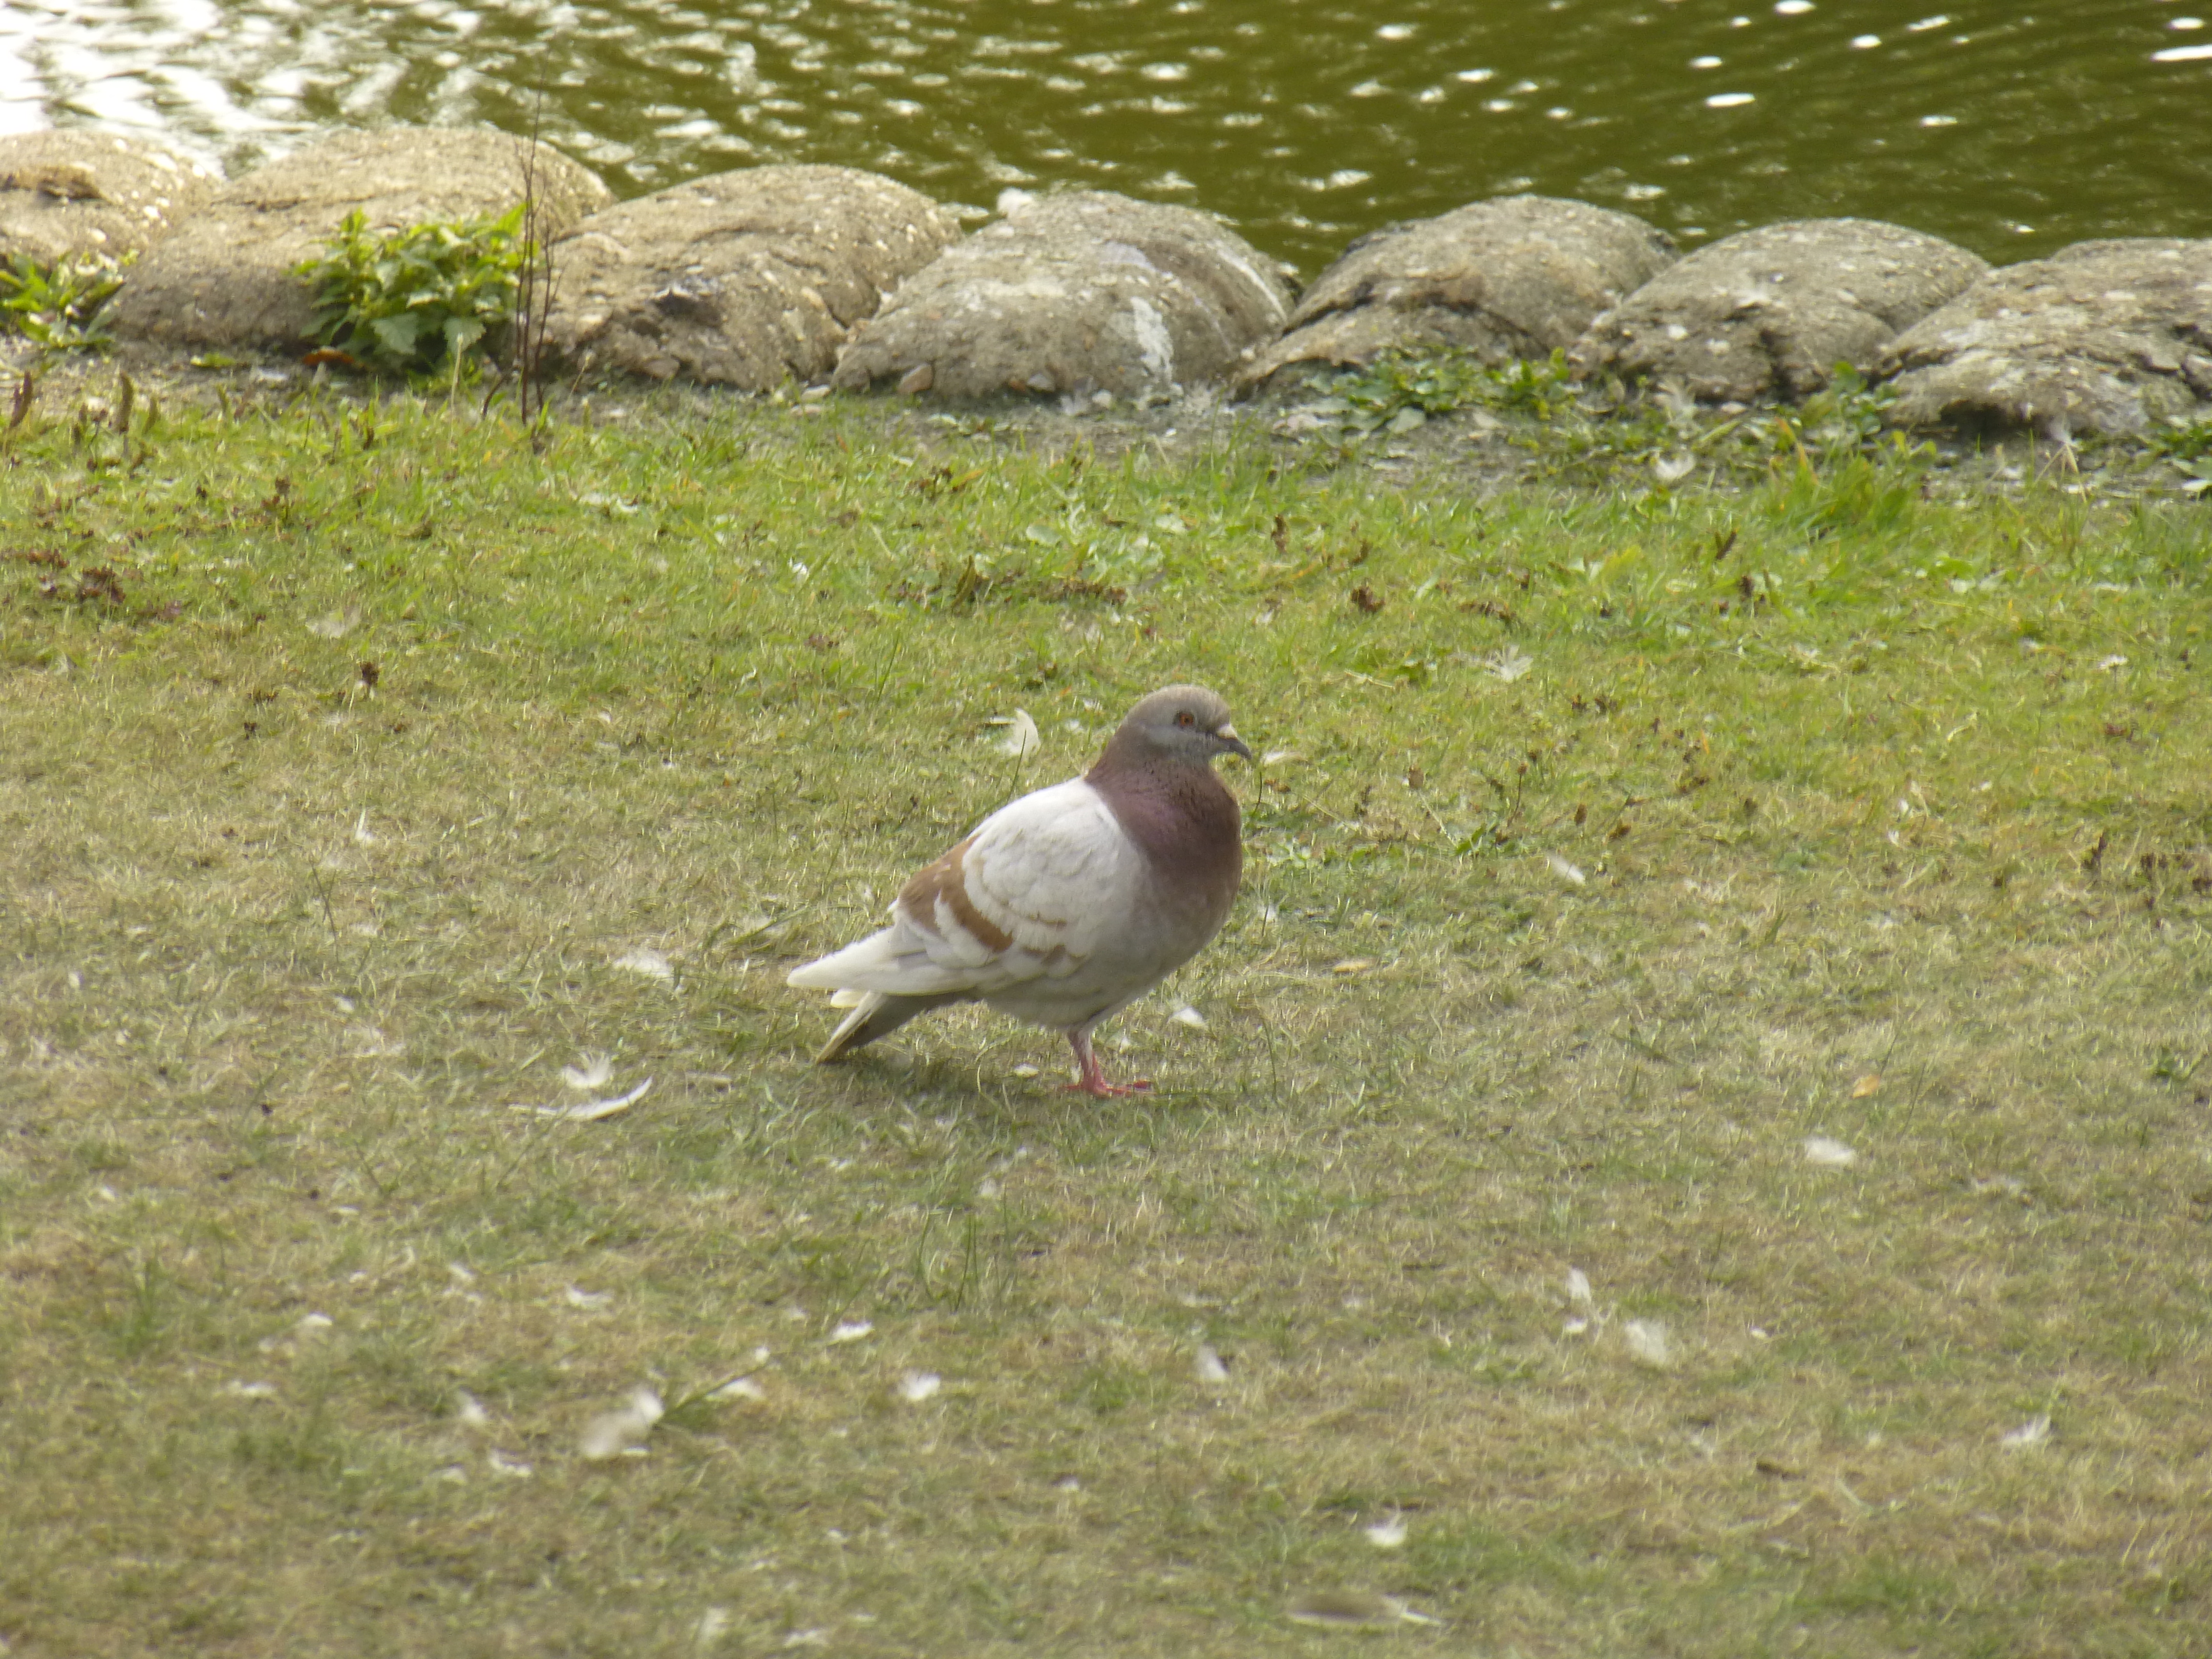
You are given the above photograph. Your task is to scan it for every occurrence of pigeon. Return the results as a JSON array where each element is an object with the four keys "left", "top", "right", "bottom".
[{"left": 787, "top": 684, "right": 1251, "bottom": 1095}]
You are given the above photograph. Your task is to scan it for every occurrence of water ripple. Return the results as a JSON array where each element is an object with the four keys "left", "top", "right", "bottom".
[{"left": 0, "top": 0, "right": 2206, "bottom": 275}]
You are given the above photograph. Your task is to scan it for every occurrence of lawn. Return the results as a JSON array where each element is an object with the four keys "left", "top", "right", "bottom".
[{"left": 3, "top": 377, "right": 2209, "bottom": 1656}]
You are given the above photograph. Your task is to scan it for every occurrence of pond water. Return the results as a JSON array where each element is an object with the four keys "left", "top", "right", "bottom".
[{"left": 5, "top": 0, "right": 2210, "bottom": 276}]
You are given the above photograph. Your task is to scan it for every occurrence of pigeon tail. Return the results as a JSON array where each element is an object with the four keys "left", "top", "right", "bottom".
[
  {"left": 815, "top": 989, "right": 971, "bottom": 1063},
  {"left": 787, "top": 926, "right": 980, "bottom": 997}
]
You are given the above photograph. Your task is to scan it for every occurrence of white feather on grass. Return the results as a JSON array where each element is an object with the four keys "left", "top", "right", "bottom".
[
  {"left": 562, "top": 1052, "right": 614, "bottom": 1091},
  {"left": 512, "top": 1078, "right": 653, "bottom": 1122},
  {"left": 1286, "top": 1590, "right": 1442, "bottom": 1628},
  {"left": 580, "top": 1385, "right": 665, "bottom": 1461},
  {"left": 987, "top": 708, "right": 1041, "bottom": 758},
  {"left": 1483, "top": 646, "right": 1535, "bottom": 682},
  {"left": 1564, "top": 1267, "right": 1598, "bottom": 1336},
  {"left": 1624, "top": 1319, "right": 1674, "bottom": 1370},
  {"left": 1363, "top": 1512, "right": 1408, "bottom": 1549}
]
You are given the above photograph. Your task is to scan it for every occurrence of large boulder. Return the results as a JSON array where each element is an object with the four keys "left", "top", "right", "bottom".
[
  {"left": 1571, "top": 219, "right": 1986, "bottom": 402},
  {"left": 1877, "top": 239, "right": 2212, "bottom": 437},
  {"left": 832, "top": 190, "right": 1291, "bottom": 399},
  {"left": 0, "top": 129, "right": 221, "bottom": 266},
  {"left": 105, "top": 126, "right": 610, "bottom": 353},
  {"left": 1235, "top": 195, "right": 1675, "bottom": 393},
  {"left": 539, "top": 165, "right": 958, "bottom": 390}
]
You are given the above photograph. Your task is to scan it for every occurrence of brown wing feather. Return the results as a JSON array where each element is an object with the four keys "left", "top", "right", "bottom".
[{"left": 897, "top": 836, "right": 1015, "bottom": 953}]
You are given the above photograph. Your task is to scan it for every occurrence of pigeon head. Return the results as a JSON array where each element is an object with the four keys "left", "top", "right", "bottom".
[{"left": 1100, "top": 684, "right": 1252, "bottom": 772}]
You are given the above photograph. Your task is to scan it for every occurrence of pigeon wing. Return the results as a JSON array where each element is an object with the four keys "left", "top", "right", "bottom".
[{"left": 786, "top": 780, "right": 1138, "bottom": 997}]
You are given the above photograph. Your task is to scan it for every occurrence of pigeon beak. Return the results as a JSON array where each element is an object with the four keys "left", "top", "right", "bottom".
[{"left": 1215, "top": 723, "right": 1253, "bottom": 762}]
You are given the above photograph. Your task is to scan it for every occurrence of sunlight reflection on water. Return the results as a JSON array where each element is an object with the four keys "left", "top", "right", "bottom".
[{"left": 1, "top": 0, "right": 2208, "bottom": 273}]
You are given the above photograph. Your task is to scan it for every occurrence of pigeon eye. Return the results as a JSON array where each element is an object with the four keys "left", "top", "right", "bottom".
[{"left": 1176, "top": 711, "right": 1195, "bottom": 727}]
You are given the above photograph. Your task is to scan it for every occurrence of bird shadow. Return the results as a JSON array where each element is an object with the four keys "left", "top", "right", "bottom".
[{"left": 807, "top": 1042, "right": 1192, "bottom": 1141}]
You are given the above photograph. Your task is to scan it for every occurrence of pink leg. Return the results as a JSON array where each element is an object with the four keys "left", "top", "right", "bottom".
[{"left": 1065, "top": 1029, "right": 1151, "bottom": 1097}]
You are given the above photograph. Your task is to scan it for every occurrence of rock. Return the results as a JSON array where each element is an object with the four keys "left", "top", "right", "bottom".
[
  {"left": 1571, "top": 218, "right": 1986, "bottom": 402},
  {"left": 1235, "top": 195, "right": 1675, "bottom": 393},
  {"left": 832, "top": 190, "right": 1291, "bottom": 399},
  {"left": 105, "top": 126, "right": 610, "bottom": 353},
  {"left": 1878, "top": 238, "right": 2212, "bottom": 437},
  {"left": 539, "top": 165, "right": 959, "bottom": 390},
  {"left": 0, "top": 130, "right": 222, "bottom": 267}
]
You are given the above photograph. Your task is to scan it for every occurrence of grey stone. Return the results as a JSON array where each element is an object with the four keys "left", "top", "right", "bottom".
[
  {"left": 0, "top": 129, "right": 222, "bottom": 267},
  {"left": 1878, "top": 238, "right": 2212, "bottom": 437},
  {"left": 833, "top": 190, "right": 1291, "bottom": 399},
  {"left": 540, "top": 165, "right": 959, "bottom": 390},
  {"left": 1572, "top": 218, "right": 1986, "bottom": 402},
  {"left": 1236, "top": 195, "right": 1675, "bottom": 393},
  {"left": 106, "top": 126, "right": 610, "bottom": 352}
]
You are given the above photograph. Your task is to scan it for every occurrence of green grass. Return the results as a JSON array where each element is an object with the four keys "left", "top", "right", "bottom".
[{"left": 3, "top": 378, "right": 2210, "bottom": 1657}]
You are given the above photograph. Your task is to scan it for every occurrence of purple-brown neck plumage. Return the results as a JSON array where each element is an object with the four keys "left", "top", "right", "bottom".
[{"left": 1088, "top": 734, "right": 1243, "bottom": 915}]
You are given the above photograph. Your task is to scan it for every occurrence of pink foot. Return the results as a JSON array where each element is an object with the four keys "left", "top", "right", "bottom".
[
  {"left": 1066, "top": 1030, "right": 1150, "bottom": 1097},
  {"left": 1066, "top": 1074, "right": 1152, "bottom": 1099}
]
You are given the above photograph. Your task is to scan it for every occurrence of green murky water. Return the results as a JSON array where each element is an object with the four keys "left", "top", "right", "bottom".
[{"left": 5, "top": 0, "right": 2209, "bottom": 276}]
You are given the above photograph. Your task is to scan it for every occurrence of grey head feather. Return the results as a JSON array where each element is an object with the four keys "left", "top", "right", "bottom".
[{"left": 1089, "top": 684, "right": 1252, "bottom": 781}]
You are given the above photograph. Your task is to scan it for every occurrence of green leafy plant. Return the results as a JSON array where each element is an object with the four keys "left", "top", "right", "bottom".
[
  {"left": 1792, "top": 363, "right": 1896, "bottom": 451},
  {"left": 1330, "top": 348, "right": 1499, "bottom": 434},
  {"left": 294, "top": 205, "right": 527, "bottom": 375},
  {"left": 2146, "top": 412, "right": 2212, "bottom": 462},
  {"left": 2141, "top": 413, "right": 2212, "bottom": 495},
  {"left": 0, "top": 251, "right": 129, "bottom": 352},
  {"left": 1299, "top": 345, "right": 1941, "bottom": 490},
  {"left": 1484, "top": 350, "right": 1580, "bottom": 420},
  {"left": 1302, "top": 346, "right": 1578, "bottom": 436}
]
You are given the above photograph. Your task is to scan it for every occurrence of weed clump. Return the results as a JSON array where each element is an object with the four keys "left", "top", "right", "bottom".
[
  {"left": 1301, "top": 348, "right": 1937, "bottom": 487},
  {"left": 294, "top": 205, "right": 527, "bottom": 376},
  {"left": 0, "top": 250, "right": 130, "bottom": 352}
]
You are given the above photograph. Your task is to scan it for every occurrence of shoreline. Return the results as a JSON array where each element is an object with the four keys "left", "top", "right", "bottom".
[{"left": 3, "top": 332, "right": 2196, "bottom": 518}]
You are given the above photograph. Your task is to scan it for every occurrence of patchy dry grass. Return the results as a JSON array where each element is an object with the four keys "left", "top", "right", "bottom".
[{"left": 3, "top": 383, "right": 2210, "bottom": 1657}]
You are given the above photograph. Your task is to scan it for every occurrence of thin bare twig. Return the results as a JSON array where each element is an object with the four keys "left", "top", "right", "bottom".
[{"left": 505, "top": 85, "right": 559, "bottom": 446}]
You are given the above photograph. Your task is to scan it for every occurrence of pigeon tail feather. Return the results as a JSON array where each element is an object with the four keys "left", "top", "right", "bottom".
[
  {"left": 815, "top": 989, "right": 970, "bottom": 1062},
  {"left": 786, "top": 928, "right": 973, "bottom": 996}
]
